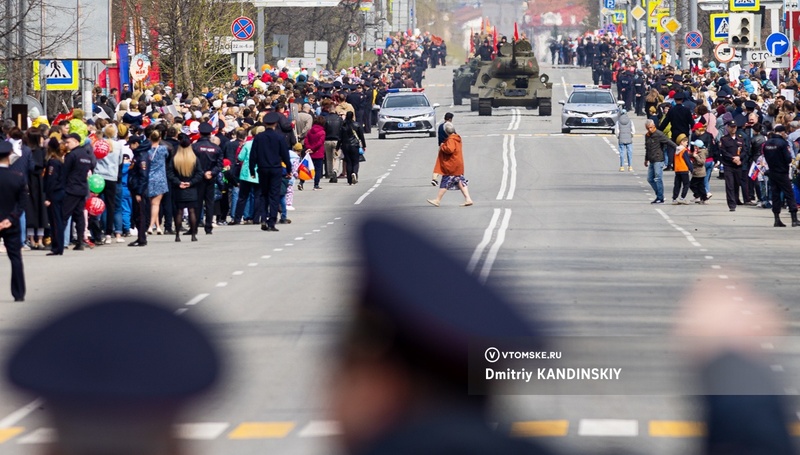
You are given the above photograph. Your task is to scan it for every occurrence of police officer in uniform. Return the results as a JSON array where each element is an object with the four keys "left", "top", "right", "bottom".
[
  {"left": 617, "top": 68, "right": 633, "bottom": 111},
  {"left": 249, "top": 112, "right": 291, "bottom": 232},
  {"left": 330, "top": 216, "right": 555, "bottom": 455},
  {"left": 0, "top": 142, "right": 27, "bottom": 301},
  {"left": 719, "top": 120, "right": 745, "bottom": 211},
  {"left": 5, "top": 295, "right": 220, "bottom": 455},
  {"left": 347, "top": 85, "right": 367, "bottom": 136},
  {"left": 633, "top": 71, "right": 646, "bottom": 116},
  {"left": 61, "top": 133, "right": 96, "bottom": 250},
  {"left": 127, "top": 135, "right": 152, "bottom": 247},
  {"left": 192, "top": 122, "right": 223, "bottom": 235},
  {"left": 761, "top": 124, "right": 799, "bottom": 227}
]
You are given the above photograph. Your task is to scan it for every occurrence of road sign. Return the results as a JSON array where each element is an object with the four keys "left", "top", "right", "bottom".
[
  {"left": 747, "top": 50, "right": 771, "bottom": 61},
  {"left": 234, "top": 53, "right": 251, "bottom": 76},
  {"left": 32, "top": 60, "right": 78, "bottom": 91},
  {"left": 648, "top": 0, "right": 668, "bottom": 27},
  {"left": 664, "top": 17, "right": 682, "bottom": 35},
  {"left": 656, "top": 14, "right": 670, "bottom": 33},
  {"left": 604, "top": 0, "right": 616, "bottom": 8},
  {"left": 765, "top": 32, "right": 790, "bottom": 56},
  {"left": 631, "top": 5, "right": 646, "bottom": 20},
  {"left": 710, "top": 13, "right": 729, "bottom": 42},
  {"left": 231, "top": 16, "right": 255, "bottom": 41},
  {"left": 660, "top": 33, "right": 671, "bottom": 49},
  {"left": 347, "top": 32, "right": 360, "bottom": 47},
  {"left": 285, "top": 57, "right": 317, "bottom": 68},
  {"left": 130, "top": 54, "right": 151, "bottom": 82},
  {"left": 714, "top": 42, "right": 735, "bottom": 62},
  {"left": 767, "top": 56, "right": 790, "bottom": 68},
  {"left": 612, "top": 10, "right": 627, "bottom": 24},
  {"left": 730, "top": 0, "right": 759, "bottom": 10},
  {"left": 685, "top": 49, "right": 703, "bottom": 58},
  {"left": 685, "top": 31, "right": 703, "bottom": 48},
  {"left": 231, "top": 40, "right": 254, "bottom": 53}
]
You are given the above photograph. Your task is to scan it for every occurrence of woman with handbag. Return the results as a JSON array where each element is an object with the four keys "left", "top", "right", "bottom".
[
  {"left": 166, "top": 134, "right": 204, "bottom": 242},
  {"left": 336, "top": 111, "right": 366, "bottom": 185}
]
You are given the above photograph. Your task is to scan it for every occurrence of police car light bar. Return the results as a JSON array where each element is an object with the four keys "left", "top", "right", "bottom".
[
  {"left": 572, "top": 84, "right": 611, "bottom": 90},
  {"left": 387, "top": 88, "right": 425, "bottom": 93}
]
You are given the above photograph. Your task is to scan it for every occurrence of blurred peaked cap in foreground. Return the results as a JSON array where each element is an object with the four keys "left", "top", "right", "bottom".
[
  {"left": 353, "top": 216, "right": 543, "bottom": 377},
  {"left": 6, "top": 295, "right": 220, "bottom": 405}
]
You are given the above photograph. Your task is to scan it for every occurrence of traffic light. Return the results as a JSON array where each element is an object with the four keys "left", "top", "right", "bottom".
[{"left": 729, "top": 13, "right": 759, "bottom": 48}]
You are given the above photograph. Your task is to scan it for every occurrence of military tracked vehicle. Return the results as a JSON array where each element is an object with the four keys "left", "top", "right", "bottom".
[
  {"left": 472, "top": 39, "right": 553, "bottom": 116},
  {"left": 452, "top": 58, "right": 481, "bottom": 106}
]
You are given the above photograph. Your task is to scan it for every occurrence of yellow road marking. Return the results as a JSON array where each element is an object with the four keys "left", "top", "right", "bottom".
[
  {"left": 0, "top": 427, "right": 24, "bottom": 444},
  {"left": 228, "top": 422, "right": 295, "bottom": 439},
  {"left": 649, "top": 420, "right": 706, "bottom": 437},
  {"left": 510, "top": 420, "right": 569, "bottom": 437}
]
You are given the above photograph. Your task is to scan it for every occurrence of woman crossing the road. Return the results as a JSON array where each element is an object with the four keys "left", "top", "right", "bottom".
[{"left": 427, "top": 123, "right": 473, "bottom": 207}]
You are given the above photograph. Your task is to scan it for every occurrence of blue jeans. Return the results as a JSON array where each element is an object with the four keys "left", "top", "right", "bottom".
[
  {"left": 114, "top": 184, "right": 132, "bottom": 234},
  {"left": 229, "top": 186, "right": 240, "bottom": 219},
  {"left": 618, "top": 143, "right": 633, "bottom": 167},
  {"left": 704, "top": 161, "right": 714, "bottom": 194},
  {"left": 19, "top": 212, "right": 26, "bottom": 244},
  {"left": 647, "top": 161, "right": 665, "bottom": 201}
]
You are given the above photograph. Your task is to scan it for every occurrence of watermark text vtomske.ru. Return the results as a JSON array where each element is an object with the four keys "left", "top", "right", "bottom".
[{"left": 484, "top": 347, "right": 562, "bottom": 363}]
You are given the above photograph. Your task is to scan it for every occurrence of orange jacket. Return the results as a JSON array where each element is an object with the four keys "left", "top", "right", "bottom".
[{"left": 437, "top": 133, "right": 464, "bottom": 176}]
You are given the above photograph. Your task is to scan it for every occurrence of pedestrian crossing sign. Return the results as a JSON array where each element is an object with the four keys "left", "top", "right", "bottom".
[
  {"left": 32, "top": 60, "right": 79, "bottom": 91},
  {"left": 730, "top": 0, "right": 759, "bottom": 11},
  {"left": 612, "top": 10, "right": 627, "bottom": 24},
  {"left": 710, "top": 13, "right": 730, "bottom": 42}
]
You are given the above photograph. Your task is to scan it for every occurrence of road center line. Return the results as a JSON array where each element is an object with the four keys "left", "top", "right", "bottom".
[
  {"left": 467, "top": 208, "right": 502, "bottom": 273},
  {"left": 184, "top": 293, "right": 210, "bottom": 306},
  {"left": 513, "top": 108, "right": 522, "bottom": 130},
  {"left": 0, "top": 398, "right": 44, "bottom": 428},
  {"left": 506, "top": 135, "right": 518, "bottom": 200},
  {"left": 561, "top": 76, "right": 569, "bottom": 97},
  {"left": 479, "top": 209, "right": 513, "bottom": 284},
  {"left": 496, "top": 135, "right": 510, "bottom": 200},
  {"left": 355, "top": 172, "right": 392, "bottom": 205}
]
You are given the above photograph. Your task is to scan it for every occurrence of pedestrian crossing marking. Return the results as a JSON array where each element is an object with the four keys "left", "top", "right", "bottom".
[
  {"left": 297, "top": 420, "right": 341, "bottom": 437},
  {"left": 578, "top": 419, "right": 638, "bottom": 436},
  {"left": 649, "top": 420, "right": 706, "bottom": 437},
  {"left": 0, "top": 428, "right": 23, "bottom": 444},
  {"left": 175, "top": 423, "right": 230, "bottom": 440},
  {"left": 510, "top": 420, "right": 569, "bottom": 437},
  {"left": 228, "top": 422, "right": 295, "bottom": 439}
]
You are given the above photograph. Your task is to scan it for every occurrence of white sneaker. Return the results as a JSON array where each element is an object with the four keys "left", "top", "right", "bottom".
[
  {"left": 130, "top": 227, "right": 138, "bottom": 236},
  {"left": 116, "top": 236, "right": 124, "bottom": 243},
  {"left": 679, "top": 198, "right": 690, "bottom": 205},
  {"left": 672, "top": 199, "right": 679, "bottom": 205},
  {"left": 287, "top": 206, "right": 296, "bottom": 211},
  {"left": 104, "top": 235, "right": 112, "bottom": 245}
]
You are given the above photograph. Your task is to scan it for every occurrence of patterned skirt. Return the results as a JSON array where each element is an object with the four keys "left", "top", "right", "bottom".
[{"left": 440, "top": 175, "right": 468, "bottom": 190}]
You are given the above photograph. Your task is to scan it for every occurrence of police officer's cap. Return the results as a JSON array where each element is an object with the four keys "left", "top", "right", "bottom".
[
  {"left": 263, "top": 112, "right": 280, "bottom": 124},
  {"left": 0, "top": 141, "right": 12, "bottom": 157},
  {"left": 744, "top": 100, "right": 757, "bottom": 110},
  {"left": 6, "top": 296, "right": 219, "bottom": 404},
  {"left": 726, "top": 120, "right": 737, "bottom": 128},
  {"left": 198, "top": 122, "right": 213, "bottom": 134},
  {"left": 352, "top": 217, "right": 540, "bottom": 377},
  {"left": 673, "top": 91, "right": 685, "bottom": 100},
  {"left": 774, "top": 124, "right": 787, "bottom": 133}
]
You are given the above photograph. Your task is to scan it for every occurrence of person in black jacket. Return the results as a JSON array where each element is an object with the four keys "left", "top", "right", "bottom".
[
  {"left": 322, "top": 104, "right": 343, "bottom": 181},
  {"left": 249, "top": 112, "right": 291, "bottom": 232},
  {"left": 0, "top": 141, "right": 28, "bottom": 301},
  {"left": 167, "top": 135, "right": 204, "bottom": 242},
  {"left": 336, "top": 111, "right": 366, "bottom": 185},
  {"left": 762, "top": 125, "right": 799, "bottom": 227},
  {"left": 127, "top": 136, "right": 152, "bottom": 247},
  {"left": 43, "top": 139, "right": 66, "bottom": 256},
  {"left": 61, "top": 133, "right": 96, "bottom": 250},
  {"left": 191, "top": 122, "right": 223, "bottom": 235}
]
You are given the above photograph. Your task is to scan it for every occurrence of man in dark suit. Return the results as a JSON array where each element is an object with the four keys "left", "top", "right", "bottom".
[
  {"left": 249, "top": 112, "right": 291, "bottom": 232},
  {"left": 0, "top": 141, "right": 28, "bottom": 301}
]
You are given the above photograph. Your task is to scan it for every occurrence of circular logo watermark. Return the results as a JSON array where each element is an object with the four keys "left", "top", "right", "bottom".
[{"left": 485, "top": 347, "right": 500, "bottom": 363}]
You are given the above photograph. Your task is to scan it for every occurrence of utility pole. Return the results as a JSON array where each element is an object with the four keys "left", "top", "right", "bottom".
[{"left": 257, "top": 7, "right": 265, "bottom": 71}]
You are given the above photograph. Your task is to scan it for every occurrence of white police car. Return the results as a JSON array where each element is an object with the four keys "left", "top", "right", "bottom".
[
  {"left": 558, "top": 85, "right": 624, "bottom": 134},
  {"left": 377, "top": 88, "right": 440, "bottom": 140}
]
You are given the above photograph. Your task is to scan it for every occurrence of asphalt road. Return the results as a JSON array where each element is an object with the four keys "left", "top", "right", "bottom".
[{"left": 1, "top": 64, "right": 799, "bottom": 455}]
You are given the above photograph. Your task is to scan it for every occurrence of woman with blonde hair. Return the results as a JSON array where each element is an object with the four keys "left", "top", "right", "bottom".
[
  {"left": 94, "top": 124, "right": 122, "bottom": 244},
  {"left": 146, "top": 130, "right": 169, "bottom": 235},
  {"left": 166, "top": 134, "right": 203, "bottom": 242}
]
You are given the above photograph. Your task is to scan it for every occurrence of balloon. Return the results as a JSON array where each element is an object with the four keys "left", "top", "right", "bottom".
[
  {"left": 88, "top": 174, "right": 105, "bottom": 194},
  {"left": 277, "top": 60, "right": 286, "bottom": 69},
  {"left": 93, "top": 140, "right": 110, "bottom": 160},
  {"left": 85, "top": 196, "right": 105, "bottom": 217},
  {"left": 261, "top": 64, "right": 269, "bottom": 72}
]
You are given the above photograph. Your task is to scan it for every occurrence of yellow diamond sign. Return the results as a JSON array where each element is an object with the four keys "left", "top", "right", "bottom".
[
  {"left": 631, "top": 5, "right": 646, "bottom": 21},
  {"left": 664, "top": 17, "right": 682, "bottom": 35}
]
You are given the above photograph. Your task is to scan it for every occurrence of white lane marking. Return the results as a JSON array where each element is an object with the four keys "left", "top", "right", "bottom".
[
  {"left": 561, "top": 76, "right": 569, "bottom": 97},
  {"left": 304, "top": 232, "right": 312, "bottom": 235},
  {"left": 467, "top": 209, "right": 502, "bottom": 273},
  {"left": 762, "top": 343, "right": 774, "bottom": 350},
  {"left": 274, "top": 248, "right": 284, "bottom": 251},
  {"left": 514, "top": 108, "right": 522, "bottom": 130},
  {"left": 216, "top": 282, "right": 228, "bottom": 287},
  {"left": 232, "top": 271, "right": 244, "bottom": 276},
  {"left": 726, "top": 285, "right": 736, "bottom": 290},
  {"left": 506, "top": 135, "right": 518, "bottom": 200},
  {"left": 175, "top": 423, "right": 230, "bottom": 440},
  {"left": 479, "top": 209, "right": 512, "bottom": 284},
  {"left": 247, "top": 262, "right": 258, "bottom": 267},
  {"left": 313, "top": 229, "right": 320, "bottom": 232},
  {"left": 718, "top": 275, "right": 728, "bottom": 279},
  {"left": 261, "top": 255, "right": 272, "bottom": 259},
  {"left": 705, "top": 256, "right": 714, "bottom": 259},
  {"left": 496, "top": 135, "right": 510, "bottom": 200},
  {"left": 578, "top": 419, "right": 638, "bottom": 437},
  {"left": 285, "top": 243, "right": 294, "bottom": 246},
  {"left": 711, "top": 265, "right": 722, "bottom": 269},
  {"left": 185, "top": 294, "right": 209, "bottom": 306},
  {"left": 294, "top": 237, "right": 304, "bottom": 241},
  {"left": 175, "top": 308, "right": 188, "bottom": 315},
  {"left": 771, "top": 365, "right": 785, "bottom": 372},
  {"left": 507, "top": 108, "right": 516, "bottom": 131},
  {"left": 655, "top": 209, "right": 702, "bottom": 247},
  {"left": 297, "top": 420, "right": 342, "bottom": 437},
  {"left": 0, "top": 398, "right": 44, "bottom": 428},
  {"left": 17, "top": 428, "right": 56, "bottom": 444},
  {"left": 355, "top": 172, "right": 392, "bottom": 205},
  {"left": 327, "top": 222, "right": 335, "bottom": 225},
  {"left": 334, "top": 217, "right": 341, "bottom": 220}
]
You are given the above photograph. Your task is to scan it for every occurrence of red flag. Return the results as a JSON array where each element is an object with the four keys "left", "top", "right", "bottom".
[
  {"left": 492, "top": 26, "right": 498, "bottom": 59},
  {"left": 480, "top": 18, "right": 485, "bottom": 35},
  {"left": 793, "top": 46, "right": 800, "bottom": 69},
  {"left": 469, "top": 27, "right": 474, "bottom": 59},
  {"left": 514, "top": 22, "right": 519, "bottom": 41},
  {"left": 53, "top": 110, "right": 73, "bottom": 125}
]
